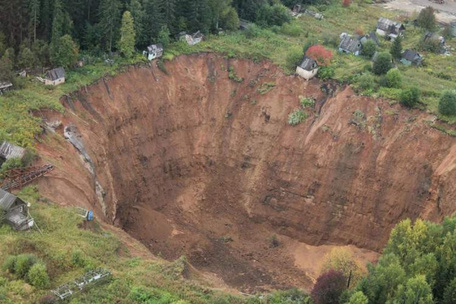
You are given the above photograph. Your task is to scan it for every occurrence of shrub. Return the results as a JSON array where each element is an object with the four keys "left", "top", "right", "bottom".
[
  {"left": 385, "top": 69, "right": 402, "bottom": 88},
  {"left": 280, "top": 23, "right": 303, "bottom": 37},
  {"left": 418, "top": 36, "right": 441, "bottom": 53},
  {"left": 71, "top": 250, "right": 86, "bottom": 268},
  {"left": 27, "top": 263, "right": 50, "bottom": 289},
  {"left": 438, "top": 91, "right": 456, "bottom": 116},
  {"left": 14, "top": 254, "right": 38, "bottom": 279},
  {"left": 306, "top": 45, "right": 333, "bottom": 66},
  {"left": 311, "top": 270, "right": 347, "bottom": 304},
  {"left": 417, "top": 7, "right": 436, "bottom": 31},
  {"left": 373, "top": 52, "right": 392, "bottom": 75},
  {"left": 317, "top": 66, "right": 335, "bottom": 80},
  {"left": 256, "top": 4, "right": 291, "bottom": 27},
  {"left": 286, "top": 47, "right": 304, "bottom": 71},
  {"left": 288, "top": 109, "right": 308, "bottom": 126},
  {"left": 2, "top": 255, "right": 17, "bottom": 273},
  {"left": 39, "top": 295, "right": 58, "bottom": 304},
  {"left": 300, "top": 96, "right": 315, "bottom": 108},
  {"left": 362, "top": 40, "right": 377, "bottom": 58},
  {"left": 400, "top": 87, "right": 421, "bottom": 108},
  {"left": 357, "top": 73, "right": 375, "bottom": 91}
]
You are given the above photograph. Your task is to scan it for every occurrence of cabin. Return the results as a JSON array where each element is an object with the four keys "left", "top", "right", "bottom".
[
  {"left": 401, "top": 49, "right": 423, "bottom": 66},
  {"left": 339, "top": 33, "right": 362, "bottom": 56},
  {"left": 0, "top": 141, "right": 26, "bottom": 167},
  {"left": 44, "top": 67, "right": 65, "bottom": 86},
  {"left": 144, "top": 44, "right": 164, "bottom": 60},
  {"left": 376, "top": 17, "right": 405, "bottom": 41},
  {"left": 0, "top": 189, "right": 34, "bottom": 231},
  {"left": 0, "top": 82, "right": 13, "bottom": 94},
  {"left": 180, "top": 31, "right": 204, "bottom": 46},
  {"left": 296, "top": 56, "right": 318, "bottom": 81}
]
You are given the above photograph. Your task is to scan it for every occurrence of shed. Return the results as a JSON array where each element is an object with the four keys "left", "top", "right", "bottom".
[
  {"left": 0, "top": 141, "right": 26, "bottom": 167},
  {"left": 45, "top": 67, "right": 66, "bottom": 86},
  {"left": 339, "top": 34, "right": 362, "bottom": 56},
  {"left": 401, "top": 49, "right": 423, "bottom": 66},
  {"left": 376, "top": 17, "right": 405, "bottom": 40},
  {"left": 296, "top": 56, "right": 319, "bottom": 81},
  {"left": 0, "top": 82, "right": 13, "bottom": 94},
  {"left": 0, "top": 189, "right": 34, "bottom": 231},
  {"left": 144, "top": 44, "right": 164, "bottom": 60}
]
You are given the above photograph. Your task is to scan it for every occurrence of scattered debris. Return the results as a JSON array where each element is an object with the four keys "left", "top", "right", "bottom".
[
  {"left": 76, "top": 207, "right": 94, "bottom": 221},
  {"left": 0, "top": 81, "right": 13, "bottom": 94},
  {"left": 0, "top": 164, "right": 55, "bottom": 191},
  {"left": 304, "top": 9, "right": 324, "bottom": 20},
  {"left": 0, "top": 188, "right": 34, "bottom": 230},
  {"left": 180, "top": 31, "right": 204, "bottom": 46},
  {"left": 0, "top": 141, "right": 26, "bottom": 166}
]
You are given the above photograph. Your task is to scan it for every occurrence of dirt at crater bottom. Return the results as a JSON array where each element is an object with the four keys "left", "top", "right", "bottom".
[{"left": 36, "top": 53, "right": 456, "bottom": 292}]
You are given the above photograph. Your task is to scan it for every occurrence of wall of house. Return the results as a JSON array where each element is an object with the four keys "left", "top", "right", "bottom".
[
  {"left": 376, "top": 29, "right": 386, "bottom": 36},
  {"left": 296, "top": 66, "right": 318, "bottom": 80}
]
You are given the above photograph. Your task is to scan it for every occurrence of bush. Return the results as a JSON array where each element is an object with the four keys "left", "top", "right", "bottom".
[
  {"left": 306, "top": 45, "right": 333, "bottom": 66},
  {"left": 417, "top": 7, "right": 436, "bottom": 31},
  {"left": 2, "top": 255, "right": 17, "bottom": 273},
  {"left": 311, "top": 270, "right": 347, "bottom": 304},
  {"left": 39, "top": 295, "right": 58, "bottom": 304},
  {"left": 71, "top": 250, "right": 87, "bottom": 268},
  {"left": 373, "top": 52, "right": 392, "bottom": 75},
  {"left": 300, "top": 96, "right": 315, "bottom": 108},
  {"left": 362, "top": 40, "right": 377, "bottom": 58},
  {"left": 256, "top": 4, "right": 291, "bottom": 27},
  {"left": 357, "top": 73, "right": 375, "bottom": 91},
  {"left": 14, "top": 254, "right": 38, "bottom": 279},
  {"left": 385, "top": 69, "right": 402, "bottom": 88},
  {"left": 317, "top": 66, "right": 335, "bottom": 80},
  {"left": 400, "top": 87, "right": 421, "bottom": 108},
  {"left": 390, "top": 36, "right": 403, "bottom": 60},
  {"left": 288, "top": 109, "right": 308, "bottom": 126},
  {"left": 418, "top": 36, "right": 441, "bottom": 53},
  {"left": 286, "top": 47, "right": 304, "bottom": 71},
  {"left": 438, "top": 91, "right": 456, "bottom": 116},
  {"left": 27, "top": 263, "right": 50, "bottom": 289}
]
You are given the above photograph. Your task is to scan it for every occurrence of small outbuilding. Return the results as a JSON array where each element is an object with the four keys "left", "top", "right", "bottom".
[
  {"left": 144, "top": 44, "right": 164, "bottom": 60},
  {"left": 0, "top": 141, "right": 26, "bottom": 167},
  {"left": 401, "top": 49, "right": 423, "bottom": 66},
  {"left": 0, "top": 189, "right": 34, "bottom": 231},
  {"left": 180, "top": 31, "right": 204, "bottom": 46},
  {"left": 296, "top": 56, "right": 319, "bottom": 81},
  {"left": 45, "top": 67, "right": 66, "bottom": 86},
  {"left": 376, "top": 17, "right": 405, "bottom": 41},
  {"left": 339, "top": 33, "right": 362, "bottom": 56},
  {"left": 0, "top": 82, "right": 13, "bottom": 94}
]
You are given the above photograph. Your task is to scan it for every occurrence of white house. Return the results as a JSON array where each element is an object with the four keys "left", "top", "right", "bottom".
[
  {"left": 44, "top": 67, "right": 65, "bottom": 86},
  {"left": 144, "top": 44, "right": 164, "bottom": 60},
  {"left": 296, "top": 56, "right": 318, "bottom": 81}
]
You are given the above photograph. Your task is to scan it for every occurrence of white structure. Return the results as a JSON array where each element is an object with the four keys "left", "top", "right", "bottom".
[
  {"left": 0, "top": 82, "right": 12, "bottom": 94},
  {"left": 296, "top": 56, "right": 318, "bottom": 81},
  {"left": 44, "top": 67, "right": 66, "bottom": 86},
  {"left": 144, "top": 44, "right": 163, "bottom": 60},
  {"left": 180, "top": 31, "right": 204, "bottom": 46}
]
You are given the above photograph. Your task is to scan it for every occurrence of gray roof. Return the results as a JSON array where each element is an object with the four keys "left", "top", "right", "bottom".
[
  {"left": 339, "top": 35, "right": 362, "bottom": 53},
  {"left": 377, "top": 17, "right": 404, "bottom": 33},
  {"left": 402, "top": 49, "right": 421, "bottom": 62},
  {"left": 298, "top": 56, "right": 318, "bottom": 71},
  {"left": 45, "top": 67, "right": 66, "bottom": 81},
  {"left": 0, "top": 141, "right": 26, "bottom": 160},
  {"left": 361, "top": 32, "right": 380, "bottom": 45},
  {"left": 0, "top": 82, "right": 12, "bottom": 89},
  {"left": 147, "top": 44, "right": 163, "bottom": 53},
  {"left": 0, "top": 189, "right": 25, "bottom": 211}
]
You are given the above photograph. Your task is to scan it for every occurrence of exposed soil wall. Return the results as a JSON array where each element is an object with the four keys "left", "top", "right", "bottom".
[{"left": 36, "top": 53, "right": 456, "bottom": 292}]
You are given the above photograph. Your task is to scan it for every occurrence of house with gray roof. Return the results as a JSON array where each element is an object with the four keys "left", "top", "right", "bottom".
[
  {"left": 0, "top": 141, "right": 26, "bottom": 167},
  {"left": 339, "top": 33, "right": 362, "bottom": 56},
  {"left": 296, "top": 56, "right": 318, "bottom": 80},
  {"left": 45, "top": 67, "right": 66, "bottom": 86},
  {"left": 376, "top": 17, "right": 405, "bottom": 41},
  {"left": 0, "top": 189, "right": 34, "bottom": 231},
  {"left": 360, "top": 32, "right": 380, "bottom": 46},
  {"left": 144, "top": 44, "right": 163, "bottom": 60},
  {"left": 401, "top": 49, "right": 423, "bottom": 66}
]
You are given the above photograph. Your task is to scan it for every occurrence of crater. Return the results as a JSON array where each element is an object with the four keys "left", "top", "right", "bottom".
[{"left": 38, "top": 54, "right": 456, "bottom": 292}]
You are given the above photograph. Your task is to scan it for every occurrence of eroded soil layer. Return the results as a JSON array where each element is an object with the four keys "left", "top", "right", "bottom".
[{"left": 37, "top": 54, "right": 456, "bottom": 292}]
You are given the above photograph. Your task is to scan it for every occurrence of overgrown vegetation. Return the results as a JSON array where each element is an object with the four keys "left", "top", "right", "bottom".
[{"left": 288, "top": 109, "right": 308, "bottom": 126}]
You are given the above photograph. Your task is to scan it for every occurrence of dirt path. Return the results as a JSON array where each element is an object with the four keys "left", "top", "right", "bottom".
[{"left": 380, "top": 0, "right": 456, "bottom": 23}]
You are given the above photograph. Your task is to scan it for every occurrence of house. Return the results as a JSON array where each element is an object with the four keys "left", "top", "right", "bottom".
[
  {"left": 0, "top": 189, "right": 34, "bottom": 231},
  {"left": 44, "top": 67, "right": 65, "bottom": 86},
  {"left": 291, "top": 4, "right": 303, "bottom": 17},
  {"left": 401, "top": 49, "right": 423, "bottom": 66},
  {"left": 296, "top": 56, "right": 319, "bottom": 80},
  {"left": 0, "top": 82, "right": 13, "bottom": 94},
  {"left": 376, "top": 17, "right": 405, "bottom": 41},
  {"left": 360, "top": 32, "right": 380, "bottom": 46},
  {"left": 144, "top": 44, "right": 164, "bottom": 60},
  {"left": 0, "top": 141, "right": 26, "bottom": 166},
  {"left": 180, "top": 31, "right": 204, "bottom": 46},
  {"left": 339, "top": 33, "right": 362, "bottom": 56}
]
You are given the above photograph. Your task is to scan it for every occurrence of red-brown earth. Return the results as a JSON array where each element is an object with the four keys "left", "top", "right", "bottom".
[{"left": 34, "top": 53, "right": 456, "bottom": 292}]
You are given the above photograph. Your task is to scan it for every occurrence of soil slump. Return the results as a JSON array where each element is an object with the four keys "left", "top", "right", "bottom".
[{"left": 38, "top": 54, "right": 456, "bottom": 292}]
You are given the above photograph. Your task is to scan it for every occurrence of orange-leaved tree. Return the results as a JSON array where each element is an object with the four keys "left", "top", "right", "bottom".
[{"left": 306, "top": 45, "right": 333, "bottom": 66}]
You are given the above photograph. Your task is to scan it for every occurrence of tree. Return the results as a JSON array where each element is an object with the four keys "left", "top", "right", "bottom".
[
  {"left": 348, "top": 291, "right": 368, "bottom": 304},
  {"left": 50, "top": 35, "right": 79, "bottom": 67},
  {"left": 119, "top": 11, "right": 136, "bottom": 58},
  {"left": 385, "top": 69, "right": 402, "bottom": 88},
  {"left": 256, "top": 3, "right": 291, "bottom": 27},
  {"left": 443, "top": 278, "right": 456, "bottom": 304},
  {"left": 321, "top": 248, "right": 364, "bottom": 287},
  {"left": 15, "top": 254, "right": 38, "bottom": 279},
  {"left": 27, "top": 263, "right": 50, "bottom": 289},
  {"left": 417, "top": 7, "right": 436, "bottom": 31},
  {"left": 144, "top": 0, "right": 164, "bottom": 42},
  {"left": 306, "top": 45, "right": 333, "bottom": 66},
  {"left": 0, "top": 57, "right": 13, "bottom": 82},
  {"left": 311, "top": 270, "right": 346, "bottom": 304},
  {"left": 127, "top": 0, "right": 146, "bottom": 46},
  {"left": 51, "top": 0, "right": 72, "bottom": 45},
  {"left": 99, "top": 0, "right": 121, "bottom": 52},
  {"left": 157, "top": 26, "right": 171, "bottom": 49},
  {"left": 28, "top": 0, "right": 40, "bottom": 42},
  {"left": 395, "top": 275, "right": 433, "bottom": 304},
  {"left": 390, "top": 36, "right": 402, "bottom": 60},
  {"left": 400, "top": 87, "right": 421, "bottom": 108},
  {"left": 17, "top": 47, "right": 35, "bottom": 68},
  {"left": 362, "top": 40, "right": 377, "bottom": 58},
  {"left": 220, "top": 7, "right": 240, "bottom": 31},
  {"left": 438, "top": 90, "right": 456, "bottom": 116},
  {"left": 372, "top": 52, "right": 392, "bottom": 75},
  {"left": 32, "top": 39, "right": 49, "bottom": 67}
]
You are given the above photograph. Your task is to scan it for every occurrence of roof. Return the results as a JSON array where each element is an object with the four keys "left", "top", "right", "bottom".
[
  {"left": 298, "top": 56, "right": 318, "bottom": 71},
  {"left": 361, "top": 32, "right": 379, "bottom": 45},
  {"left": 192, "top": 31, "right": 204, "bottom": 39},
  {"left": 0, "top": 189, "right": 25, "bottom": 211},
  {"left": 45, "top": 67, "right": 66, "bottom": 81},
  {"left": 147, "top": 44, "right": 163, "bottom": 53},
  {"left": 339, "top": 35, "right": 362, "bottom": 53},
  {"left": 0, "top": 141, "right": 26, "bottom": 160},
  {"left": 402, "top": 49, "right": 421, "bottom": 61},
  {"left": 0, "top": 82, "right": 12, "bottom": 89},
  {"left": 377, "top": 17, "right": 404, "bottom": 32}
]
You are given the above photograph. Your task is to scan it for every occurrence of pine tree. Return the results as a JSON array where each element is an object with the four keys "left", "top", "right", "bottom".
[
  {"left": 98, "top": 0, "right": 121, "bottom": 53},
  {"left": 127, "top": 0, "right": 146, "bottom": 46},
  {"left": 50, "top": 34, "right": 79, "bottom": 67},
  {"left": 28, "top": 0, "right": 40, "bottom": 42},
  {"left": 51, "top": 0, "right": 72, "bottom": 45},
  {"left": 119, "top": 11, "right": 136, "bottom": 58},
  {"left": 143, "top": 0, "right": 164, "bottom": 42},
  {"left": 159, "top": 0, "right": 176, "bottom": 33},
  {"left": 390, "top": 36, "right": 402, "bottom": 60}
]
